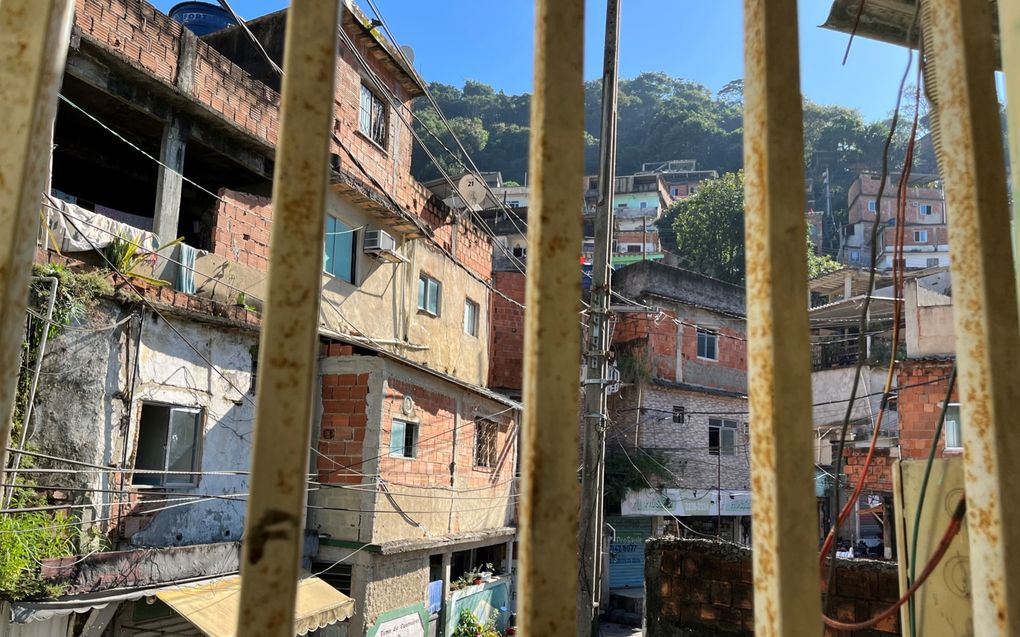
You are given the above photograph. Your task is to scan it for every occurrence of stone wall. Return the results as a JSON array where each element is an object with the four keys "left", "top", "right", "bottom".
[
  {"left": 610, "top": 385, "right": 750, "bottom": 490},
  {"left": 645, "top": 538, "right": 901, "bottom": 636}
]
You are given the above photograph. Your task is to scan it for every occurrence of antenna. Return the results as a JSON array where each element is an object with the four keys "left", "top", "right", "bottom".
[
  {"left": 458, "top": 174, "right": 488, "bottom": 210},
  {"left": 398, "top": 45, "right": 415, "bottom": 65}
]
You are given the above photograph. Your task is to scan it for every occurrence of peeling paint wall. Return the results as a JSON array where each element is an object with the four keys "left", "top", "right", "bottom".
[
  {"left": 127, "top": 309, "right": 257, "bottom": 546},
  {"left": 29, "top": 299, "right": 258, "bottom": 548},
  {"left": 31, "top": 299, "right": 132, "bottom": 506}
]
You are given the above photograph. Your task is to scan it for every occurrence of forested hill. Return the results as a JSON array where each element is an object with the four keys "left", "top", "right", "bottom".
[{"left": 410, "top": 72, "right": 937, "bottom": 227}]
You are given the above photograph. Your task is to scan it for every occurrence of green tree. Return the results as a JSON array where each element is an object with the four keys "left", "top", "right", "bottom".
[
  {"left": 658, "top": 171, "right": 746, "bottom": 284},
  {"left": 807, "top": 231, "right": 842, "bottom": 279},
  {"left": 659, "top": 171, "right": 839, "bottom": 285}
]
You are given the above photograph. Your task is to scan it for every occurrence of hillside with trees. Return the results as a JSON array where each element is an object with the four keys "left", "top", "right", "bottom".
[{"left": 411, "top": 72, "right": 938, "bottom": 256}]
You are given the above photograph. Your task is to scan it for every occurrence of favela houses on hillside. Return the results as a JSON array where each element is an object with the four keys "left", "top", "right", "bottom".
[{"left": 3, "top": 1, "right": 1016, "bottom": 637}]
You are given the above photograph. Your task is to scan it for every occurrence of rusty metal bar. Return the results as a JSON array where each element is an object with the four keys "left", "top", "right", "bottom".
[
  {"left": 742, "top": 1, "right": 822, "bottom": 635},
  {"left": 925, "top": 2, "right": 1020, "bottom": 635},
  {"left": 518, "top": 0, "right": 585, "bottom": 635},
  {"left": 0, "top": 0, "right": 74, "bottom": 486},
  {"left": 236, "top": 1, "right": 340, "bottom": 635}
]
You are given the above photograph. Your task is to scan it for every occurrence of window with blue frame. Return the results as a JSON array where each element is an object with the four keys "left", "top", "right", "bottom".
[{"left": 324, "top": 215, "right": 357, "bottom": 283}]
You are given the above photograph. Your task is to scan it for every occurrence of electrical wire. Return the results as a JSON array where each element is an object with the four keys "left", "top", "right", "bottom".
[
  {"left": 821, "top": 4, "right": 919, "bottom": 611},
  {"left": 613, "top": 439, "right": 744, "bottom": 548},
  {"left": 906, "top": 365, "right": 957, "bottom": 636},
  {"left": 822, "top": 495, "right": 965, "bottom": 632}
]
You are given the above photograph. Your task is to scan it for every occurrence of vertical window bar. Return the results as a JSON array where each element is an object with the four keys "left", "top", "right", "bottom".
[
  {"left": 743, "top": 1, "right": 821, "bottom": 634},
  {"left": 925, "top": 2, "right": 1020, "bottom": 633},
  {"left": 519, "top": 0, "right": 584, "bottom": 635},
  {"left": 236, "top": 1, "right": 341, "bottom": 635},
  {"left": 0, "top": 1, "right": 74, "bottom": 487}
]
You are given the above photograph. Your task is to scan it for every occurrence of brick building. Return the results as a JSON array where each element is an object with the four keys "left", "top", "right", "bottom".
[
  {"left": 606, "top": 261, "right": 749, "bottom": 589},
  {"left": 638, "top": 159, "right": 718, "bottom": 200},
  {"left": 7, "top": 1, "right": 518, "bottom": 635},
  {"left": 583, "top": 173, "right": 673, "bottom": 265},
  {"left": 841, "top": 172, "right": 949, "bottom": 270}
]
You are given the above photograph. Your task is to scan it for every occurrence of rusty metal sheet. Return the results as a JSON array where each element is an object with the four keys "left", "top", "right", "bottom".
[
  {"left": 924, "top": 2, "right": 1020, "bottom": 635},
  {"left": 742, "top": 1, "right": 823, "bottom": 635},
  {"left": 235, "top": 1, "right": 341, "bottom": 635},
  {"left": 518, "top": 1, "right": 585, "bottom": 636}
]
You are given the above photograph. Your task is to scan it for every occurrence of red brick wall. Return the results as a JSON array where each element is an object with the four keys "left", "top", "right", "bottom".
[
  {"left": 646, "top": 538, "right": 901, "bottom": 636},
  {"left": 330, "top": 43, "right": 414, "bottom": 210},
  {"left": 489, "top": 272, "right": 525, "bottom": 391},
  {"left": 381, "top": 377, "right": 515, "bottom": 490},
  {"left": 612, "top": 311, "right": 747, "bottom": 385},
  {"left": 193, "top": 44, "right": 281, "bottom": 145},
  {"left": 679, "top": 323, "right": 746, "bottom": 376},
  {"left": 317, "top": 359, "right": 371, "bottom": 486},
  {"left": 613, "top": 310, "right": 678, "bottom": 379},
  {"left": 74, "top": 0, "right": 494, "bottom": 280},
  {"left": 842, "top": 446, "right": 894, "bottom": 493},
  {"left": 211, "top": 189, "right": 273, "bottom": 272},
  {"left": 74, "top": 0, "right": 281, "bottom": 146},
  {"left": 897, "top": 359, "right": 957, "bottom": 460},
  {"left": 75, "top": 0, "right": 180, "bottom": 84}
]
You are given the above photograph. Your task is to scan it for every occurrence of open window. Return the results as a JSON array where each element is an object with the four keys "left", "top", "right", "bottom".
[
  {"left": 708, "top": 418, "right": 738, "bottom": 456},
  {"left": 944, "top": 404, "right": 962, "bottom": 451},
  {"left": 390, "top": 419, "right": 418, "bottom": 459},
  {"left": 697, "top": 327, "right": 718, "bottom": 360},
  {"left": 464, "top": 298, "right": 480, "bottom": 337},
  {"left": 324, "top": 214, "right": 358, "bottom": 283},
  {"left": 133, "top": 404, "right": 203, "bottom": 487}
]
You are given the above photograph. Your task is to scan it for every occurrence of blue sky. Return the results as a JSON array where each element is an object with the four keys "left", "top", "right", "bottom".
[{"left": 153, "top": 1, "right": 916, "bottom": 122}]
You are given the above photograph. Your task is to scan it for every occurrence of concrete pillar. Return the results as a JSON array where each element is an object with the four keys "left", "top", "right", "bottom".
[
  {"left": 153, "top": 113, "right": 189, "bottom": 245},
  {"left": 441, "top": 551, "right": 452, "bottom": 629}
]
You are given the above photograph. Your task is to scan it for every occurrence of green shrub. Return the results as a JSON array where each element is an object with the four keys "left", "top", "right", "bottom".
[
  {"left": 0, "top": 511, "right": 73, "bottom": 600},
  {"left": 452, "top": 608, "right": 500, "bottom": 637}
]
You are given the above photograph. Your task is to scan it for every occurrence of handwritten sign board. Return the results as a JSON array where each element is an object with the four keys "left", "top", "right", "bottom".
[{"left": 366, "top": 604, "right": 427, "bottom": 637}]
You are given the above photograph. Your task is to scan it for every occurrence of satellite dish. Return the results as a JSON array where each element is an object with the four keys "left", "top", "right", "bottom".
[
  {"left": 458, "top": 174, "right": 488, "bottom": 210},
  {"left": 399, "top": 45, "right": 415, "bottom": 65}
]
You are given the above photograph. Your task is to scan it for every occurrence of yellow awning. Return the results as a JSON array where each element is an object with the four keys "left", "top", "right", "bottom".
[{"left": 156, "top": 576, "right": 355, "bottom": 636}]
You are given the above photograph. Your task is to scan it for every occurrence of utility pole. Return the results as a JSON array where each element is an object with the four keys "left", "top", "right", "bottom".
[
  {"left": 578, "top": 1, "right": 620, "bottom": 636},
  {"left": 824, "top": 167, "right": 836, "bottom": 259}
]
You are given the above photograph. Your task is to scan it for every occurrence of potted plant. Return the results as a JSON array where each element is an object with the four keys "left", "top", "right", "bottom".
[{"left": 479, "top": 563, "right": 494, "bottom": 580}]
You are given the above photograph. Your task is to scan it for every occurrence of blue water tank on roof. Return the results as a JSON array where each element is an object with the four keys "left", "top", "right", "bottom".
[{"left": 169, "top": 2, "right": 237, "bottom": 36}]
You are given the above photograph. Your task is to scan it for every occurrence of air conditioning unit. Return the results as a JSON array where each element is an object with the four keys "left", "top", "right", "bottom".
[{"left": 363, "top": 229, "right": 403, "bottom": 263}]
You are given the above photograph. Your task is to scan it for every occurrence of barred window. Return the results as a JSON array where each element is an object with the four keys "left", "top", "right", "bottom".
[
  {"left": 474, "top": 420, "right": 498, "bottom": 468},
  {"left": 359, "top": 84, "right": 388, "bottom": 148}
]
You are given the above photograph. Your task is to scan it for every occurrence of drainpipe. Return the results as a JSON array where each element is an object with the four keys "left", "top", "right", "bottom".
[{"left": 4, "top": 276, "right": 58, "bottom": 508}]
